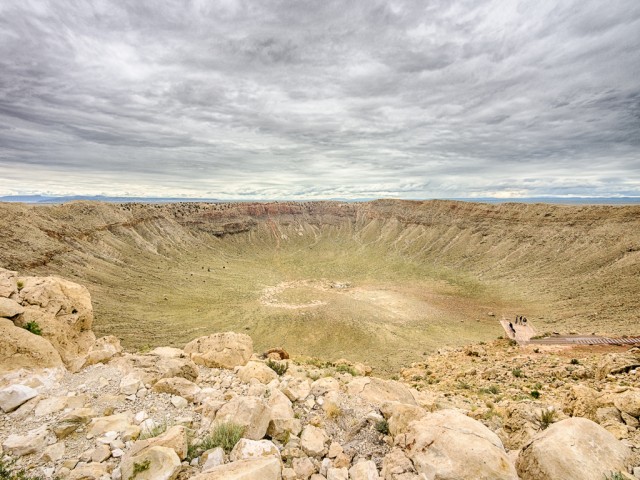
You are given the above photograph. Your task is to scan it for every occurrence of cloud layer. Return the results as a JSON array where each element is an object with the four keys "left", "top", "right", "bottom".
[{"left": 1, "top": 0, "right": 639, "bottom": 199}]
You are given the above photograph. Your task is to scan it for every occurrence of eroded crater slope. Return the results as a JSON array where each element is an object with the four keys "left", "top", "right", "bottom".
[{"left": 0, "top": 199, "right": 638, "bottom": 372}]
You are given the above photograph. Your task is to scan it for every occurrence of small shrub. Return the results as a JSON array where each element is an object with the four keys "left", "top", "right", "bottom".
[
  {"left": 533, "top": 348, "right": 540, "bottom": 353},
  {"left": 139, "top": 420, "right": 168, "bottom": 440},
  {"left": 570, "top": 358, "right": 580, "bottom": 365},
  {"left": 457, "top": 381, "right": 471, "bottom": 390},
  {"left": 324, "top": 401, "right": 342, "bottom": 419},
  {"left": 481, "top": 385, "right": 500, "bottom": 395},
  {"left": 266, "top": 359, "right": 288, "bottom": 376},
  {"left": 187, "top": 421, "right": 245, "bottom": 460},
  {"left": 16, "top": 280, "right": 24, "bottom": 291},
  {"left": 605, "top": 473, "right": 625, "bottom": 480},
  {"left": 537, "top": 408, "right": 557, "bottom": 430},
  {"left": 23, "top": 321, "right": 42, "bottom": 336},
  {"left": 0, "top": 459, "right": 47, "bottom": 480},
  {"left": 375, "top": 419, "right": 389, "bottom": 435},
  {"left": 512, "top": 368, "right": 523, "bottom": 378},
  {"left": 129, "top": 460, "right": 150, "bottom": 480},
  {"left": 335, "top": 364, "right": 357, "bottom": 376},
  {"left": 530, "top": 390, "right": 541, "bottom": 399}
]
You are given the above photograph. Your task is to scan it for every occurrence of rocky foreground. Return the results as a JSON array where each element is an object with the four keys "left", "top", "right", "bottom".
[{"left": 1, "top": 268, "right": 640, "bottom": 480}]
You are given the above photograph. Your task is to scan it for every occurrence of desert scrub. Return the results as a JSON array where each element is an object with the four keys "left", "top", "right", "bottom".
[
  {"left": 512, "top": 368, "right": 523, "bottom": 378},
  {"left": 570, "top": 358, "right": 580, "bottom": 365},
  {"left": 530, "top": 390, "right": 541, "bottom": 399},
  {"left": 23, "top": 321, "right": 42, "bottom": 336},
  {"left": 605, "top": 473, "right": 625, "bottom": 480},
  {"left": 375, "top": 419, "right": 389, "bottom": 435},
  {"left": 129, "top": 460, "right": 150, "bottom": 480},
  {"left": 188, "top": 421, "right": 244, "bottom": 459},
  {"left": 335, "top": 364, "right": 357, "bottom": 376},
  {"left": 16, "top": 280, "right": 24, "bottom": 291},
  {"left": 537, "top": 408, "right": 557, "bottom": 430},
  {"left": 139, "top": 420, "right": 168, "bottom": 440},
  {"left": 324, "top": 401, "right": 342, "bottom": 419},
  {"left": 266, "top": 359, "right": 288, "bottom": 376},
  {"left": 0, "top": 459, "right": 48, "bottom": 480}
]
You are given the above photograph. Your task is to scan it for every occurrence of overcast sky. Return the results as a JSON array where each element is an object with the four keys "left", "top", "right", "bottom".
[{"left": 0, "top": 0, "right": 639, "bottom": 199}]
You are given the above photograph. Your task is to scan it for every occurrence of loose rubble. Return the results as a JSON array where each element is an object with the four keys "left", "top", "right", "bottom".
[{"left": 1, "top": 268, "right": 640, "bottom": 479}]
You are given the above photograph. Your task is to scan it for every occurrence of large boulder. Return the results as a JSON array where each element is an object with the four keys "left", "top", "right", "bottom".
[
  {"left": 380, "top": 402, "right": 427, "bottom": 437},
  {"left": 17, "top": 276, "right": 95, "bottom": 371},
  {"left": 230, "top": 439, "right": 281, "bottom": 462},
  {"left": 215, "top": 396, "right": 270, "bottom": 440},
  {"left": 347, "top": 378, "right": 416, "bottom": 406},
  {"left": 300, "top": 425, "right": 329, "bottom": 457},
  {"left": 267, "top": 388, "right": 302, "bottom": 440},
  {"left": 2, "top": 425, "right": 49, "bottom": 457},
  {"left": 0, "top": 384, "right": 38, "bottom": 413},
  {"left": 153, "top": 377, "right": 201, "bottom": 402},
  {"left": 0, "top": 268, "right": 18, "bottom": 297},
  {"left": 0, "top": 297, "right": 24, "bottom": 317},
  {"left": 112, "top": 352, "right": 199, "bottom": 386},
  {"left": 121, "top": 446, "right": 182, "bottom": 480},
  {"left": 613, "top": 389, "right": 640, "bottom": 418},
  {"left": 404, "top": 409, "right": 518, "bottom": 480},
  {"left": 596, "top": 349, "right": 640, "bottom": 380},
  {"left": 83, "top": 335, "right": 123, "bottom": 367},
  {"left": 190, "top": 457, "right": 282, "bottom": 480},
  {"left": 184, "top": 332, "right": 253, "bottom": 369},
  {"left": 237, "top": 361, "right": 278, "bottom": 384},
  {"left": 516, "top": 417, "right": 631, "bottom": 480},
  {"left": 121, "top": 426, "right": 189, "bottom": 479},
  {"left": 0, "top": 318, "right": 64, "bottom": 373}
]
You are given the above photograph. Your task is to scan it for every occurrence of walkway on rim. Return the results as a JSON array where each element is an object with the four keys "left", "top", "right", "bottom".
[{"left": 499, "top": 318, "right": 640, "bottom": 346}]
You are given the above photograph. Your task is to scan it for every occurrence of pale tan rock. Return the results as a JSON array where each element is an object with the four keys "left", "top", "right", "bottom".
[
  {"left": 35, "top": 395, "right": 68, "bottom": 417},
  {"left": 0, "top": 384, "right": 38, "bottom": 412},
  {"left": 119, "top": 373, "right": 143, "bottom": 395},
  {"left": 328, "top": 442, "right": 343, "bottom": 458},
  {"left": 190, "top": 457, "right": 281, "bottom": 480},
  {"left": 238, "top": 361, "right": 279, "bottom": 384},
  {"left": 380, "top": 402, "right": 426, "bottom": 436},
  {"left": 215, "top": 396, "right": 270, "bottom": 440},
  {"left": 280, "top": 377, "right": 311, "bottom": 402},
  {"left": 83, "top": 335, "right": 122, "bottom": 366},
  {"left": 268, "top": 388, "right": 302, "bottom": 440},
  {"left": 347, "top": 378, "right": 416, "bottom": 406},
  {"left": 41, "top": 441, "right": 65, "bottom": 462},
  {"left": 0, "top": 268, "right": 18, "bottom": 297},
  {"left": 153, "top": 377, "right": 201, "bottom": 402},
  {"left": 516, "top": 417, "right": 631, "bottom": 480},
  {"left": 282, "top": 467, "right": 297, "bottom": 480},
  {"left": 327, "top": 467, "right": 348, "bottom": 480},
  {"left": 113, "top": 353, "right": 199, "bottom": 385},
  {"left": 201, "top": 447, "right": 225, "bottom": 472},
  {"left": 596, "top": 350, "right": 640, "bottom": 380},
  {"left": 0, "top": 318, "right": 64, "bottom": 373},
  {"left": 54, "top": 407, "right": 96, "bottom": 438},
  {"left": 405, "top": 409, "right": 518, "bottom": 480},
  {"left": 613, "top": 389, "right": 640, "bottom": 418},
  {"left": 87, "top": 412, "right": 132, "bottom": 438},
  {"left": 2, "top": 425, "right": 49, "bottom": 457},
  {"left": 230, "top": 439, "right": 281, "bottom": 462},
  {"left": 381, "top": 448, "right": 417, "bottom": 479},
  {"left": 500, "top": 402, "right": 548, "bottom": 450},
  {"left": 349, "top": 460, "right": 380, "bottom": 480},
  {"left": 148, "top": 346, "right": 186, "bottom": 358},
  {"left": 293, "top": 456, "right": 316, "bottom": 479},
  {"left": 564, "top": 384, "right": 602, "bottom": 420},
  {"left": 121, "top": 445, "right": 181, "bottom": 480},
  {"left": 91, "top": 444, "right": 111, "bottom": 463},
  {"left": 184, "top": 332, "right": 253, "bottom": 369},
  {"left": 18, "top": 276, "right": 96, "bottom": 371},
  {"left": 300, "top": 425, "right": 329, "bottom": 457},
  {"left": 68, "top": 462, "right": 110, "bottom": 480},
  {"left": 124, "top": 425, "right": 189, "bottom": 465},
  {"left": 0, "top": 297, "right": 24, "bottom": 317},
  {"left": 310, "top": 377, "right": 340, "bottom": 396}
]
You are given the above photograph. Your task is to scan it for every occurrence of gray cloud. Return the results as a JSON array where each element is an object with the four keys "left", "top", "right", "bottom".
[{"left": 0, "top": 0, "right": 639, "bottom": 199}]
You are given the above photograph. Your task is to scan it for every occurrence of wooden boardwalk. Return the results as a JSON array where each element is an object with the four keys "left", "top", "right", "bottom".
[{"left": 499, "top": 318, "right": 640, "bottom": 346}]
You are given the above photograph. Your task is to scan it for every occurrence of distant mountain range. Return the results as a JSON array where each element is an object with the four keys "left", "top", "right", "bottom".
[{"left": 0, "top": 194, "right": 638, "bottom": 205}]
